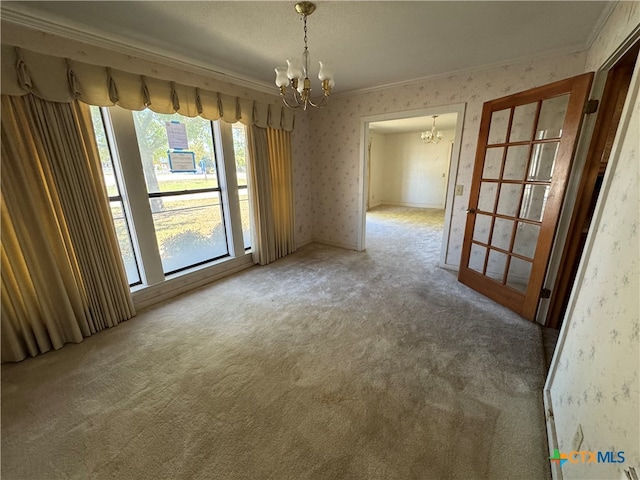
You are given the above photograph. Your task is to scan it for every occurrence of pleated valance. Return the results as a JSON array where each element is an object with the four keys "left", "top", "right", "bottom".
[{"left": 1, "top": 45, "right": 294, "bottom": 131}]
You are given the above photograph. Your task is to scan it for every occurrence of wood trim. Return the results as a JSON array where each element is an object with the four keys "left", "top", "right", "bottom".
[
  {"left": 459, "top": 72, "right": 594, "bottom": 321},
  {"left": 546, "top": 43, "right": 638, "bottom": 328}
]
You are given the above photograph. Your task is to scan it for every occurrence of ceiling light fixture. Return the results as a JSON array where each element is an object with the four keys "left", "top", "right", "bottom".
[
  {"left": 421, "top": 115, "right": 444, "bottom": 144},
  {"left": 274, "top": 1, "right": 334, "bottom": 110}
]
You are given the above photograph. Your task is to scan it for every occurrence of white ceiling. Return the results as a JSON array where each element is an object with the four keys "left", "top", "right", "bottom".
[
  {"left": 370, "top": 113, "right": 458, "bottom": 135},
  {"left": 1, "top": 1, "right": 612, "bottom": 94}
]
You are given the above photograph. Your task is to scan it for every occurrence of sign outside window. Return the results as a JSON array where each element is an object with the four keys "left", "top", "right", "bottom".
[{"left": 167, "top": 150, "right": 196, "bottom": 172}]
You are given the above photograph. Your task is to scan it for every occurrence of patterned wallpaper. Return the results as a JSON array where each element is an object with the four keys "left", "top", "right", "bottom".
[
  {"left": 549, "top": 74, "right": 639, "bottom": 480},
  {"left": 306, "top": 50, "right": 587, "bottom": 257},
  {"left": 547, "top": 3, "right": 640, "bottom": 479},
  {"left": 586, "top": 1, "right": 640, "bottom": 71},
  {"left": 292, "top": 113, "right": 314, "bottom": 248}
]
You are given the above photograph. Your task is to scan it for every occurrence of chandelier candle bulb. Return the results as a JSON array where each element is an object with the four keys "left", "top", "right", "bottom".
[
  {"left": 275, "top": 67, "right": 290, "bottom": 87},
  {"left": 286, "top": 59, "right": 303, "bottom": 81},
  {"left": 318, "top": 61, "right": 334, "bottom": 81}
]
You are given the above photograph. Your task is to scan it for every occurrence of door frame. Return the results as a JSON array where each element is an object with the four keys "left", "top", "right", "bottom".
[
  {"left": 538, "top": 39, "right": 640, "bottom": 326},
  {"left": 357, "top": 102, "right": 466, "bottom": 270},
  {"left": 543, "top": 30, "right": 640, "bottom": 480}
]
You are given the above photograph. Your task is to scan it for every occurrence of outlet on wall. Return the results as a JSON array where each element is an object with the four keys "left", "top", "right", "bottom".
[{"left": 455, "top": 185, "right": 464, "bottom": 196}]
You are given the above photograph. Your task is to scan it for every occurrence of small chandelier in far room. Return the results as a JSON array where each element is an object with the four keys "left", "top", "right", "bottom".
[
  {"left": 274, "top": 1, "right": 335, "bottom": 110},
  {"left": 421, "top": 115, "right": 444, "bottom": 144}
]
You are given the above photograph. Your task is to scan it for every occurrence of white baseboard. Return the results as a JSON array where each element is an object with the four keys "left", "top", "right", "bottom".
[
  {"left": 379, "top": 201, "right": 445, "bottom": 209},
  {"left": 132, "top": 254, "right": 255, "bottom": 311}
]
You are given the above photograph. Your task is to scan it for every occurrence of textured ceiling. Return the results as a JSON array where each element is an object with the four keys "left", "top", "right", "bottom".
[{"left": 2, "top": 1, "right": 612, "bottom": 94}]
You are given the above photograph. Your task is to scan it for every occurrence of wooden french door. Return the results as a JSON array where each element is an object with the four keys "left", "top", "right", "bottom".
[{"left": 458, "top": 73, "right": 593, "bottom": 320}]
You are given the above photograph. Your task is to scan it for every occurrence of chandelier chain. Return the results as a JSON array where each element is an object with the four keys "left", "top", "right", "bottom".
[{"left": 303, "top": 15, "right": 309, "bottom": 71}]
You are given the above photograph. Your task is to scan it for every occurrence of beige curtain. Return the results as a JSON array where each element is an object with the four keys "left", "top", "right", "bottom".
[
  {"left": 247, "top": 126, "right": 296, "bottom": 265},
  {"left": 1, "top": 94, "right": 135, "bottom": 363}
]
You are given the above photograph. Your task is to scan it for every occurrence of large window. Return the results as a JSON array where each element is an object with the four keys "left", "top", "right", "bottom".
[
  {"left": 89, "top": 106, "right": 251, "bottom": 288},
  {"left": 131, "top": 110, "right": 228, "bottom": 274}
]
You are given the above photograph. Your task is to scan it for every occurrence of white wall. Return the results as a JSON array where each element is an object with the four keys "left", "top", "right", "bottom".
[
  {"left": 368, "top": 131, "right": 386, "bottom": 209},
  {"left": 546, "top": 2, "right": 640, "bottom": 479},
  {"left": 377, "top": 131, "right": 453, "bottom": 209}
]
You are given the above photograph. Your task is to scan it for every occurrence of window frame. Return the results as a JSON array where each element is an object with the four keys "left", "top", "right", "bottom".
[{"left": 97, "top": 106, "right": 251, "bottom": 289}]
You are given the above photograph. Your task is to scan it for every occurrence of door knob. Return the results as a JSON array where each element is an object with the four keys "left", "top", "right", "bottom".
[{"left": 466, "top": 208, "right": 476, "bottom": 214}]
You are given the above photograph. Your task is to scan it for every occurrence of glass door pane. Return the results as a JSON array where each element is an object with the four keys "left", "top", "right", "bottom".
[{"left": 459, "top": 73, "right": 593, "bottom": 320}]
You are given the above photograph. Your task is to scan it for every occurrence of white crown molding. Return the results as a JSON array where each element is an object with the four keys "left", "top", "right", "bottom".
[
  {"left": 584, "top": 1, "right": 619, "bottom": 51},
  {"left": 335, "top": 43, "right": 588, "bottom": 98},
  {"left": 1, "top": 7, "right": 277, "bottom": 96}
]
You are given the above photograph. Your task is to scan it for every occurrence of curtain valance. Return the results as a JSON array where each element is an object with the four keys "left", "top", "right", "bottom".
[{"left": 1, "top": 45, "right": 295, "bottom": 131}]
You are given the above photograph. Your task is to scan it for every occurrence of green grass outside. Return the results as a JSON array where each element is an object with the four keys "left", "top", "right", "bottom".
[{"left": 111, "top": 189, "right": 251, "bottom": 270}]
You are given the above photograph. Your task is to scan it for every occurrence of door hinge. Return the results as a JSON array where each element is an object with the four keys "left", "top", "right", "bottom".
[
  {"left": 584, "top": 99, "right": 599, "bottom": 115},
  {"left": 540, "top": 288, "right": 552, "bottom": 299}
]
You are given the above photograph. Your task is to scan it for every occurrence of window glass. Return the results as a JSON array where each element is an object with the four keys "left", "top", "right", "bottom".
[
  {"left": 232, "top": 123, "right": 251, "bottom": 249},
  {"left": 131, "top": 110, "right": 218, "bottom": 193},
  {"left": 131, "top": 110, "right": 228, "bottom": 274},
  {"left": 89, "top": 106, "right": 141, "bottom": 286}
]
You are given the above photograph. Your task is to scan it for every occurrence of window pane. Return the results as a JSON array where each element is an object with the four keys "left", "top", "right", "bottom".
[
  {"left": 468, "top": 244, "right": 486, "bottom": 274},
  {"left": 89, "top": 106, "right": 141, "bottom": 286},
  {"left": 472, "top": 213, "right": 492, "bottom": 244},
  {"left": 509, "top": 102, "right": 537, "bottom": 143},
  {"left": 152, "top": 192, "right": 228, "bottom": 274},
  {"left": 536, "top": 94, "right": 570, "bottom": 139},
  {"left": 238, "top": 187, "right": 251, "bottom": 250},
  {"left": 110, "top": 201, "right": 141, "bottom": 285},
  {"left": 89, "top": 106, "right": 119, "bottom": 197},
  {"left": 478, "top": 182, "right": 498, "bottom": 213},
  {"left": 233, "top": 123, "right": 251, "bottom": 249},
  {"left": 131, "top": 110, "right": 219, "bottom": 193},
  {"left": 232, "top": 123, "right": 248, "bottom": 187},
  {"left": 482, "top": 147, "right": 503, "bottom": 180},
  {"left": 487, "top": 109, "right": 510, "bottom": 145}
]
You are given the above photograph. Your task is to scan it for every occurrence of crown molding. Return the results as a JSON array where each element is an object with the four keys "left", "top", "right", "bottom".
[
  {"left": 584, "top": 1, "right": 619, "bottom": 51},
  {"left": 1, "top": 7, "right": 277, "bottom": 96},
  {"left": 335, "top": 43, "right": 588, "bottom": 98}
]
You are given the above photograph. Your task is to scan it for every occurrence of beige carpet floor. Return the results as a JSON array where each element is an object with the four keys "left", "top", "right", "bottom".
[{"left": 1, "top": 206, "right": 551, "bottom": 480}]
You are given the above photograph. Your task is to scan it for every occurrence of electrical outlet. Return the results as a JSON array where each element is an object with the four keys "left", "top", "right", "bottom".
[
  {"left": 455, "top": 185, "right": 464, "bottom": 196},
  {"left": 572, "top": 424, "right": 584, "bottom": 451}
]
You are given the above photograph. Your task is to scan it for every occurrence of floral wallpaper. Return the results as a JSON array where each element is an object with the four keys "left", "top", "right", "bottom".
[
  {"left": 547, "top": 3, "right": 640, "bottom": 479},
  {"left": 586, "top": 1, "right": 640, "bottom": 71},
  {"left": 292, "top": 114, "right": 314, "bottom": 248},
  {"left": 548, "top": 77, "right": 639, "bottom": 480},
  {"left": 306, "top": 50, "right": 587, "bottom": 258}
]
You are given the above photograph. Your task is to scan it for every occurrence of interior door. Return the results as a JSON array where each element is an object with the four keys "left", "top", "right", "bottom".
[{"left": 458, "top": 73, "right": 593, "bottom": 320}]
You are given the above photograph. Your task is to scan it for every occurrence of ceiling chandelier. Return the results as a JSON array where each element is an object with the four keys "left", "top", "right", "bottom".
[
  {"left": 421, "top": 115, "right": 444, "bottom": 144},
  {"left": 274, "top": 2, "right": 335, "bottom": 110}
]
